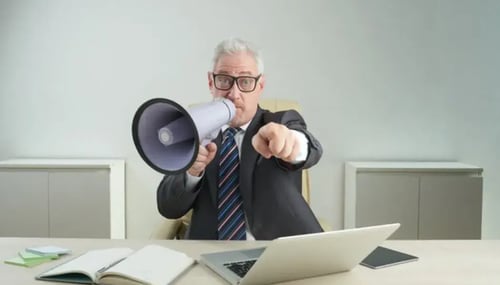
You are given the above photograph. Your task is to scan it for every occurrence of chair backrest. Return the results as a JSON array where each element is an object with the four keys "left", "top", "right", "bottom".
[{"left": 259, "top": 98, "right": 311, "bottom": 204}]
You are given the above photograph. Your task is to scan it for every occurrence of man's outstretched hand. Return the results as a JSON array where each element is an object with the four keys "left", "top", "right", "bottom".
[{"left": 252, "top": 122, "right": 300, "bottom": 162}]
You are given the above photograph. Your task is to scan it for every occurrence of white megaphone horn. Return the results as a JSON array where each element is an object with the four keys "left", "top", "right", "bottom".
[{"left": 132, "top": 98, "right": 236, "bottom": 174}]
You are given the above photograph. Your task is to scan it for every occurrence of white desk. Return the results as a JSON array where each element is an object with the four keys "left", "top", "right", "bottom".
[{"left": 1, "top": 238, "right": 499, "bottom": 284}]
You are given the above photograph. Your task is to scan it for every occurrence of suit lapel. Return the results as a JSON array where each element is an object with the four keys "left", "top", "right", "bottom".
[{"left": 240, "top": 108, "right": 264, "bottom": 225}]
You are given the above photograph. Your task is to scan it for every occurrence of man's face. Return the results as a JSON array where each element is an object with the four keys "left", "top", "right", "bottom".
[{"left": 208, "top": 52, "right": 265, "bottom": 127}]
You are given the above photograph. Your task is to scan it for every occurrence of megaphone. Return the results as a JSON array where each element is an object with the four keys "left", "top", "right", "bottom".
[{"left": 132, "top": 98, "right": 236, "bottom": 174}]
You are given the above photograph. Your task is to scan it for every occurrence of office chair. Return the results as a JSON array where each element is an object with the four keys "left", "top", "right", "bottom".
[{"left": 150, "top": 98, "right": 326, "bottom": 239}]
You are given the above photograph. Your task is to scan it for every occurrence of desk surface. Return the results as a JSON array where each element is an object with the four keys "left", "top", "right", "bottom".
[{"left": 1, "top": 238, "right": 499, "bottom": 285}]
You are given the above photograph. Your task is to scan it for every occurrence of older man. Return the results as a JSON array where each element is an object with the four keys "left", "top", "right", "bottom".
[{"left": 157, "top": 38, "right": 323, "bottom": 240}]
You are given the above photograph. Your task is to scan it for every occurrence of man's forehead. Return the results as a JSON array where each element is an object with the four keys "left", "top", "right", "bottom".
[
  {"left": 214, "top": 53, "right": 258, "bottom": 75},
  {"left": 215, "top": 69, "right": 254, "bottom": 75}
]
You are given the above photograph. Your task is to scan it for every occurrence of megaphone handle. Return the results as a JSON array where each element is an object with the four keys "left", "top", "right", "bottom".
[{"left": 200, "top": 129, "right": 219, "bottom": 146}]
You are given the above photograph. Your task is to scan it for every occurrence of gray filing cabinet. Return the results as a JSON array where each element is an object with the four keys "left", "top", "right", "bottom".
[
  {"left": 344, "top": 162, "right": 483, "bottom": 239},
  {"left": 0, "top": 159, "right": 125, "bottom": 238}
]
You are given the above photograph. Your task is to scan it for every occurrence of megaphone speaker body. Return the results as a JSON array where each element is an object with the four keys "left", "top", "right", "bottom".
[{"left": 132, "top": 98, "right": 236, "bottom": 174}]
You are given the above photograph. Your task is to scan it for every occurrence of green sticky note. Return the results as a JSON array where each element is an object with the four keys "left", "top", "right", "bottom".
[
  {"left": 19, "top": 250, "right": 59, "bottom": 261},
  {"left": 4, "top": 256, "right": 50, "bottom": 267}
]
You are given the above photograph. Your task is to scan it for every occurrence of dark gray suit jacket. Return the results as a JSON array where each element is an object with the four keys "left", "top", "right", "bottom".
[{"left": 157, "top": 107, "right": 323, "bottom": 240}]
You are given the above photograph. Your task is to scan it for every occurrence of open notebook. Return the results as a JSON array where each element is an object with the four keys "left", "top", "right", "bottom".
[{"left": 36, "top": 245, "right": 195, "bottom": 285}]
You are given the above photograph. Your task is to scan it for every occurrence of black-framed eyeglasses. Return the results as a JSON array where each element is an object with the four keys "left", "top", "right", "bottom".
[{"left": 212, "top": 73, "right": 262, "bottom": 92}]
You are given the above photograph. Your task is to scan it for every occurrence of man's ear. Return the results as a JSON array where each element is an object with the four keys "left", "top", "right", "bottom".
[
  {"left": 258, "top": 74, "right": 266, "bottom": 91},
  {"left": 207, "top": 72, "right": 213, "bottom": 89}
]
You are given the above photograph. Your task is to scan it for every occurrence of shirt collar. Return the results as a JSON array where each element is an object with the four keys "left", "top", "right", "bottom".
[{"left": 222, "top": 120, "right": 251, "bottom": 133}]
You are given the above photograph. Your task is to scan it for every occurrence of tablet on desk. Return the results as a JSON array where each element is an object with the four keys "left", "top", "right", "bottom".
[{"left": 361, "top": 246, "right": 418, "bottom": 269}]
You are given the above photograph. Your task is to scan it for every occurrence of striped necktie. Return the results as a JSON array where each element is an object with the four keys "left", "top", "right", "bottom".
[{"left": 217, "top": 127, "right": 246, "bottom": 240}]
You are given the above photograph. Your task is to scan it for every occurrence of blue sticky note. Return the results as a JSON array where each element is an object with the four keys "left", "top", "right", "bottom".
[{"left": 26, "top": 246, "right": 71, "bottom": 256}]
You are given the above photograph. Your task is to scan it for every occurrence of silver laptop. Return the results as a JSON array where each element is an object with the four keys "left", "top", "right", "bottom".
[{"left": 200, "top": 223, "right": 400, "bottom": 285}]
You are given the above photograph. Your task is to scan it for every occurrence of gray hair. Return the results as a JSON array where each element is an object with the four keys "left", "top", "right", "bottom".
[{"left": 212, "top": 38, "right": 264, "bottom": 74}]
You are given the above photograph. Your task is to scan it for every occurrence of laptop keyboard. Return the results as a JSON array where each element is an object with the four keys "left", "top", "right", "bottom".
[{"left": 224, "top": 260, "right": 257, "bottom": 278}]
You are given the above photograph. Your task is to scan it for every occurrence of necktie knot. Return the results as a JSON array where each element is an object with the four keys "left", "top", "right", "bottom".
[{"left": 223, "top": 127, "right": 240, "bottom": 141}]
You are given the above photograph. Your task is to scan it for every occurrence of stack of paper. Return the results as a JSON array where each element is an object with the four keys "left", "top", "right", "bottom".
[
  {"left": 4, "top": 251, "right": 59, "bottom": 267},
  {"left": 3, "top": 246, "right": 71, "bottom": 268}
]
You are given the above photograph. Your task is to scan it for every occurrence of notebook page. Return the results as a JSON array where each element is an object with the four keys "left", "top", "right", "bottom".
[
  {"left": 99, "top": 245, "right": 195, "bottom": 285},
  {"left": 39, "top": 248, "right": 133, "bottom": 282}
]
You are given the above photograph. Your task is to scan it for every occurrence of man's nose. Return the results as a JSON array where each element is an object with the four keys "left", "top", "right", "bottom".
[{"left": 226, "top": 81, "right": 241, "bottom": 100}]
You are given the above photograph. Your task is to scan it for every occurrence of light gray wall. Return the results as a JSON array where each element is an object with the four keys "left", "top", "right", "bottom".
[{"left": 1, "top": 0, "right": 499, "bottom": 238}]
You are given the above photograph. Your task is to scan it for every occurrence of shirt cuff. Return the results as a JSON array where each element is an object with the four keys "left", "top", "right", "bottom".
[
  {"left": 185, "top": 171, "right": 203, "bottom": 191},
  {"left": 290, "top": 130, "right": 309, "bottom": 164}
]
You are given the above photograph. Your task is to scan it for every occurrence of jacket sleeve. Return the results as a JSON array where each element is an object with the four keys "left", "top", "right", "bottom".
[{"left": 156, "top": 173, "right": 201, "bottom": 219}]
